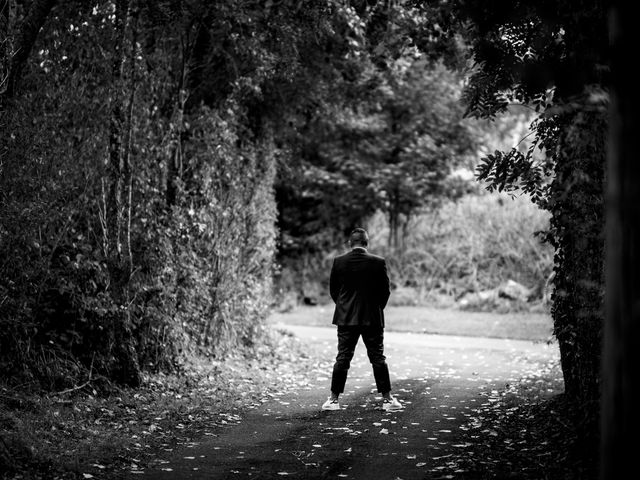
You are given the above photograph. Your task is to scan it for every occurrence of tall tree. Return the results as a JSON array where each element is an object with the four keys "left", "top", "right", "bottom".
[
  {"left": 276, "top": 0, "right": 474, "bottom": 256},
  {"left": 1, "top": 0, "right": 349, "bottom": 387},
  {"left": 455, "top": 0, "right": 608, "bottom": 441}
]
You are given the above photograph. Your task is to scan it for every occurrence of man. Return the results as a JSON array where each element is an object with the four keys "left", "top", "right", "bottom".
[{"left": 322, "top": 228, "right": 402, "bottom": 412}]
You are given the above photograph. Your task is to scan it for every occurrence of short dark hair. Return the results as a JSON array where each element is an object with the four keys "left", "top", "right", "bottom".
[{"left": 349, "top": 228, "right": 369, "bottom": 247}]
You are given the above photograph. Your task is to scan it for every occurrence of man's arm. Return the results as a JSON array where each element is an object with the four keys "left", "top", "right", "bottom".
[
  {"left": 329, "top": 258, "right": 340, "bottom": 304},
  {"left": 380, "top": 259, "right": 391, "bottom": 309}
]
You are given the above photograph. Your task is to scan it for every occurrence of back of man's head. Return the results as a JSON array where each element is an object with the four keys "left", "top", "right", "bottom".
[{"left": 349, "top": 228, "right": 369, "bottom": 248}]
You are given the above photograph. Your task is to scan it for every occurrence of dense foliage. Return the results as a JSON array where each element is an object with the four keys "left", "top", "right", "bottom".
[
  {"left": 0, "top": 0, "right": 354, "bottom": 388},
  {"left": 455, "top": 0, "right": 608, "bottom": 443},
  {"left": 274, "top": 1, "right": 483, "bottom": 302},
  {"left": 1, "top": 0, "right": 484, "bottom": 390},
  {"left": 2, "top": 4, "right": 608, "bottom": 455},
  {"left": 0, "top": 1, "right": 613, "bottom": 477}
]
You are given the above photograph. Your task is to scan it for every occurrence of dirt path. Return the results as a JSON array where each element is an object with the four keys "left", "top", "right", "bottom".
[{"left": 128, "top": 325, "right": 558, "bottom": 480}]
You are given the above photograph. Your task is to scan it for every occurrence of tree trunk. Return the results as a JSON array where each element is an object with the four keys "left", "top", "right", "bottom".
[
  {"left": 387, "top": 185, "right": 401, "bottom": 250},
  {"left": 105, "top": 0, "right": 129, "bottom": 268},
  {"left": 166, "top": 21, "right": 212, "bottom": 207},
  {"left": 400, "top": 212, "right": 411, "bottom": 252},
  {"left": 103, "top": 0, "right": 141, "bottom": 387},
  {"left": 165, "top": 91, "right": 184, "bottom": 208},
  {"left": 388, "top": 208, "right": 397, "bottom": 250},
  {"left": 550, "top": 96, "right": 606, "bottom": 435},
  {"left": 122, "top": 4, "right": 139, "bottom": 274},
  {"left": 601, "top": 4, "right": 640, "bottom": 477}
]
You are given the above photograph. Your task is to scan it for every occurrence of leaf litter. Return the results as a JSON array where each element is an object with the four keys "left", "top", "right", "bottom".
[
  {"left": 2, "top": 325, "right": 597, "bottom": 480},
  {"left": 0, "top": 328, "right": 319, "bottom": 479}
]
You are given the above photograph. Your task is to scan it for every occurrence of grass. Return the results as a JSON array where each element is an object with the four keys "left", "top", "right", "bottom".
[{"left": 268, "top": 304, "right": 554, "bottom": 343}]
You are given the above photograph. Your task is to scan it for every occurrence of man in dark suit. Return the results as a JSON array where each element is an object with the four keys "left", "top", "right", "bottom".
[{"left": 322, "top": 228, "right": 402, "bottom": 412}]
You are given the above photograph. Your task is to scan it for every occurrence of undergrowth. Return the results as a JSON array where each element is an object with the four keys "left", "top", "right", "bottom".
[
  {"left": 435, "top": 359, "right": 598, "bottom": 479},
  {"left": 1, "top": 325, "right": 597, "bottom": 480},
  {"left": 0, "top": 327, "right": 313, "bottom": 480},
  {"left": 276, "top": 191, "right": 553, "bottom": 310}
]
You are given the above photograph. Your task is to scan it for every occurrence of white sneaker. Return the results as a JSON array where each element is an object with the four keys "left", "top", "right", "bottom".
[
  {"left": 321, "top": 397, "right": 340, "bottom": 411},
  {"left": 382, "top": 396, "right": 402, "bottom": 411}
]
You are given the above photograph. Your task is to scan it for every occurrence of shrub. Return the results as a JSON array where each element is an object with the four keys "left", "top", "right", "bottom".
[
  {"left": 276, "top": 191, "right": 553, "bottom": 309},
  {"left": 1, "top": 84, "right": 278, "bottom": 390},
  {"left": 380, "top": 191, "right": 553, "bottom": 300}
]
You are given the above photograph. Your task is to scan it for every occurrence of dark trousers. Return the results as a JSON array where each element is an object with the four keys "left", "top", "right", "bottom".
[{"left": 330, "top": 325, "right": 391, "bottom": 395}]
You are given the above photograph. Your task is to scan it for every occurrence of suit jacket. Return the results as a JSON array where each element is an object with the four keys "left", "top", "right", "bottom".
[{"left": 329, "top": 247, "right": 391, "bottom": 328}]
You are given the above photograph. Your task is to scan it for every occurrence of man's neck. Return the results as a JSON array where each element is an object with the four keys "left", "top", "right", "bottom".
[{"left": 352, "top": 246, "right": 367, "bottom": 252}]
